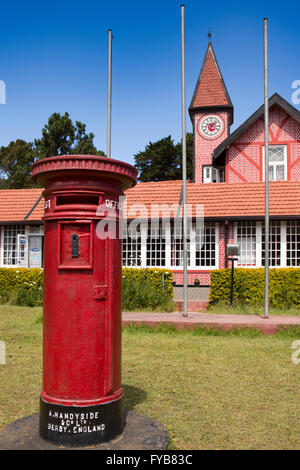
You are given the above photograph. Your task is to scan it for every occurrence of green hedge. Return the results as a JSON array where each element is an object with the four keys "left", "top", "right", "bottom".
[
  {"left": 0, "top": 268, "right": 44, "bottom": 291},
  {"left": 0, "top": 268, "right": 44, "bottom": 306},
  {"left": 122, "top": 268, "right": 174, "bottom": 311},
  {"left": 209, "top": 268, "right": 300, "bottom": 309},
  {"left": 0, "top": 267, "right": 174, "bottom": 310},
  {"left": 122, "top": 268, "right": 173, "bottom": 297}
]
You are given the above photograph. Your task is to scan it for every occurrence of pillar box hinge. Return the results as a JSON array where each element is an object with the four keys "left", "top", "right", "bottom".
[{"left": 94, "top": 286, "right": 107, "bottom": 300}]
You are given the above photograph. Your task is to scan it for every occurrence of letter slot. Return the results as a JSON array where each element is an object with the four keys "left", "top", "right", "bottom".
[{"left": 71, "top": 233, "right": 79, "bottom": 258}]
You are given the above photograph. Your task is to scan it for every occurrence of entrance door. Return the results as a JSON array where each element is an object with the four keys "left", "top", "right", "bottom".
[
  {"left": 29, "top": 236, "right": 43, "bottom": 268},
  {"left": 17, "top": 234, "right": 28, "bottom": 268}
]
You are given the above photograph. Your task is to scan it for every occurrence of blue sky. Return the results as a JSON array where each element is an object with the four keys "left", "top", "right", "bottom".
[{"left": 0, "top": 0, "right": 299, "bottom": 166}]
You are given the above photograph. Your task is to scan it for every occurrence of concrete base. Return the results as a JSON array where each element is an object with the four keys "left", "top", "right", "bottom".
[
  {"left": 176, "top": 301, "right": 209, "bottom": 312},
  {"left": 0, "top": 411, "right": 169, "bottom": 450}
]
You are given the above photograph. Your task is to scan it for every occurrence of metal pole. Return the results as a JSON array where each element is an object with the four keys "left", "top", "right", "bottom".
[
  {"left": 264, "top": 18, "right": 269, "bottom": 319},
  {"left": 181, "top": 5, "right": 188, "bottom": 317},
  {"left": 107, "top": 29, "right": 112, "bottom": 158}
]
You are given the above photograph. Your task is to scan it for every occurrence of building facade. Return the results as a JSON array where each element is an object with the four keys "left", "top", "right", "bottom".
[
  {"left": 0, "top": 40, "right": 299, "bottom": 284},
  {"left": 123, "top": 40, "right": 300, "bottom": 285}
]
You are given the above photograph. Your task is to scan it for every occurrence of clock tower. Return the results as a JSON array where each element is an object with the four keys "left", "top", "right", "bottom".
[{"left": 189, "top": 38, "right": 233, "bottom": 183}]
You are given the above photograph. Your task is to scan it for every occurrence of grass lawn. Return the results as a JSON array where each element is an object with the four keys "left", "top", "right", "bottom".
[
  {"left": 0, "top": 305, "right": 299, "bottom": 449},
  {"left": 207, "top": 302, "right": 300, "bottom": 316}
]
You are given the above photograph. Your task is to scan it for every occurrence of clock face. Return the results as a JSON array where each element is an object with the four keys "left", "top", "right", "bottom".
[{"left": 198, "top": 114, "right": 224, "bottom": 139}]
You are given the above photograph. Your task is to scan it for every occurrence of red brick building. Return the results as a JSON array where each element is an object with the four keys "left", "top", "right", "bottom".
[
  {"left": 0, "top": 39, "right": 299, "bottom": 283},
  {"left": 123, "top": 40, "right": 300, "bottom": 285}
]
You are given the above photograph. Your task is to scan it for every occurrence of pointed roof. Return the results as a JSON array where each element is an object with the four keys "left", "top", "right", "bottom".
[{"left": 189, "top": 40, "right": 233, "bottom": 122}]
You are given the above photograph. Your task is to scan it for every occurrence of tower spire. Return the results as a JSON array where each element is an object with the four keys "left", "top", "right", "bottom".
[
  {"left": 189, "top": 36, "right": 234, "bottom": 184},
  {"left": 189, "top": 39, "right": 233, "bottom": 124}
]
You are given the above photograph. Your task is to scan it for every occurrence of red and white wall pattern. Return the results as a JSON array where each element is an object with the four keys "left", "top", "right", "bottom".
[
  {"left": 226, "top": 105, "right": 300, "bottom": 183},
  {"left": 193, "top": 111, "right": 230, "bottom": 183}
]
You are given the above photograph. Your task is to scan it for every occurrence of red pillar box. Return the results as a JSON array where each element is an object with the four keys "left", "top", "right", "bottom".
[{"left": 32, "top": 155, "right": 137, "bottom": 447}]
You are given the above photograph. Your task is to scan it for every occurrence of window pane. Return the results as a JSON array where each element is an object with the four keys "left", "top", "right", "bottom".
[
  {"left": 262, "top": 221, "right": 281, "bottom": 267},
  {"left": 237, "top": 221, "right": 256, "bottom": 266},
  {"left": 265, "top": 146, "right": 286, "bottom": 182},
  {"left": 287, "top": 221, "right": 300, "bottom": 267},
  {"left": 195, "top": 222, "right": 216, "bottom": 267},
  {"left": 3, "top": 225, "right": 25, "bottom": 266},
  {"left": 122, "top": 224, "right": 142, "bottom": 267},
  {"left": 171, "top": 222, "right": 191, "bottom": 267},
  {"left": 219, "top": 168, "right": 225, "bottom": 182},
  {"left": 146, "top": 222, "right": 166, "bottom": 267},
  {"left": 276, "top": 165, "right": 284, "bottom": 180},
  {"left": 269, "top": 147, "right": 284, "bottom": 162}
]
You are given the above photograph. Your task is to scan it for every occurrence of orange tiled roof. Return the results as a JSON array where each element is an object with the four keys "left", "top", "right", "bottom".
[
  {"left": 190, "top": 42, "right": 232, "bottom": 109},
  {"left": 125, "top": 180, "right": 300, "bottom": 219},
  {"left": 0, "top": 188, "right": 44, "bottom": 222},
  {"left": 0, "top": 181, "right": 299, "bottom": 222}
]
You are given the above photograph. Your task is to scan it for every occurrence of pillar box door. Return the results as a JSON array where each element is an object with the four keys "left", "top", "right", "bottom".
[{"left": 32, "top": 155, "right": 137, "bottom": 447}]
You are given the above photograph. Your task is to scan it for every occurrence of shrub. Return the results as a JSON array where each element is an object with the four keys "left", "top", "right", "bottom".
[
  {"left": 0, "top": 268, "right": 44, "bottom": 292},
  {"left": 0, "top": 289, "right": 9, "bottom": 304},
  {"left": 122, "top": 268, "right": 174, "bottom": 311},
  {"left": 209, "top": 268, "right": 300, "bottom": 309},
  {"left": 0, "top": 268, "right": 44, "bottom": 307},
  {"left": 0, "top": 267, "right": 174, "bottom": 311},
  {"left": 16, "top": 286, "right": 43, "bottom": 307}
]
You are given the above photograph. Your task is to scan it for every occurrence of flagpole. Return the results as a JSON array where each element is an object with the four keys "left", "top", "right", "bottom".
[
  {"left": 107, "top": 29, "right": 112, "bottom": 158},
  {"left": 181, "top": 5, "right": 188, "bottom": 317},
  {"left": 264, "top": 18, "right": 269, "bottom": 319}
]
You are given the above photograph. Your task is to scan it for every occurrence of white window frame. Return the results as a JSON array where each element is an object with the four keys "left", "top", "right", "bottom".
[
  {"left": 286, "top": 220, "right": 300, "bottom": 267},
  {"left": 235, "top": 221, "right": 257, "bottom": 267},
  {"left": 261, "top": 220, "right": 282, "bottom": 267},
  {"left": 234, "top": 220, "right": 299, "bottom": 269},
  {"left": 122, "top": 220, "right": 219, "bottom": 270},
  {"left": 1, "top": 224, "right": 44, "bottom": 268},
  {"left": 145, "top": 220, "right": 168, "bottom": 268},
  {"left": 202, "top": 166, "right": 224, "bottom": 183},
  {"left": 262, "top": 145, "right": 287, "bottom": 181},
  {"left": 122, "top": 222, "right": 143, "bottom": 267},
  {"left": 1, "top": 225, "right": 27, "bottom": 268},
  {"left": 194, "top": 221, "right": 218, "bottom": 269}
]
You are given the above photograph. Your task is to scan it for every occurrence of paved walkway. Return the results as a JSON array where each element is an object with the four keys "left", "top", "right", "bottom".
[
  {"left": 173, "top": 286, "right": 210, "bottom": 301},
  {"left": 122, "top": 311, "right": 300, "bottom": 335}
]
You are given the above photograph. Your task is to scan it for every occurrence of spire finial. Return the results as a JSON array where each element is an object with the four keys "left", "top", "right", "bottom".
[{"left": 208, "top": 27, "right": 212, "bottom": 41}]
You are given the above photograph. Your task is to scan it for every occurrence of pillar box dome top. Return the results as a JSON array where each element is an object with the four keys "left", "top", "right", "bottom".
[{"left": 32, "top": 154, "right": 137, "bottom": 191}]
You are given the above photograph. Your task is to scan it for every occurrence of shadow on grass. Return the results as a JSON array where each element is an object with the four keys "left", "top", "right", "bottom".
[{"left": 122, "top": 384, "right": 147, "bottom": 411}]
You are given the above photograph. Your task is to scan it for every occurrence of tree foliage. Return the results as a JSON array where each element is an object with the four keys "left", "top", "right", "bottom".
[
  {"left": 0, "top": 140, "right": 36, "bottom": 189},
  {"left": 34, "top": 112, "right": 105, "bottom": 158},
  {"left": 0, "top": 112, "right": 105, "bottom": 188},
  {"left": 134, "top": 133, "right": 194, "bottom": 182}
]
